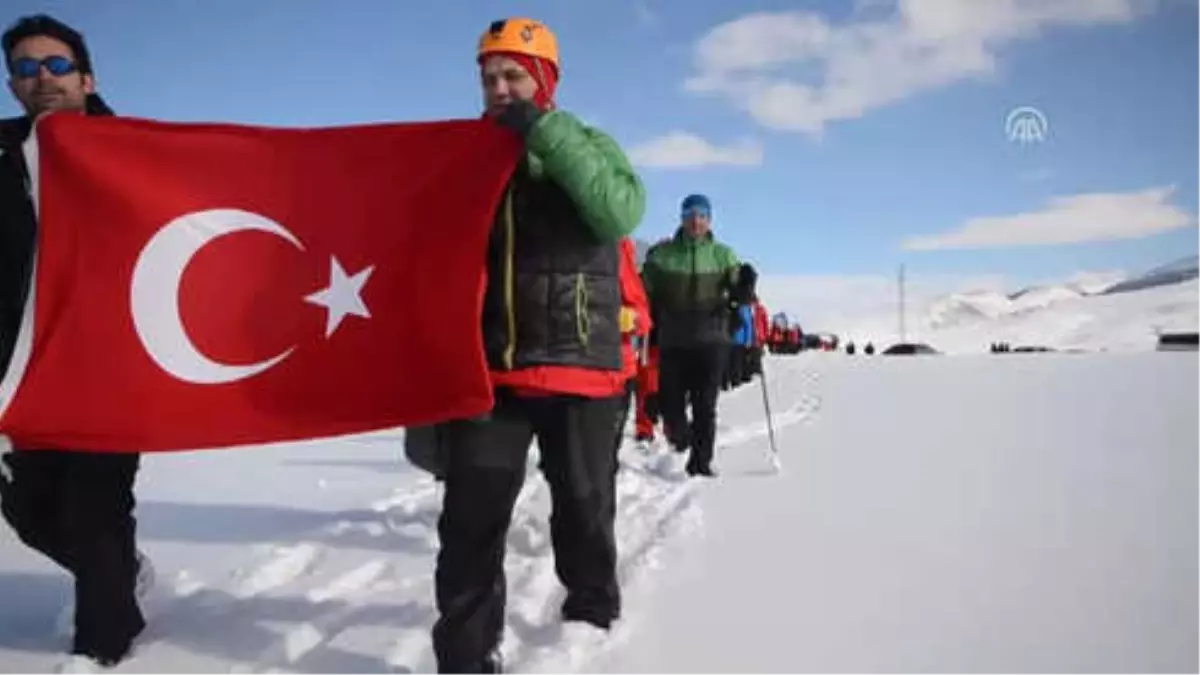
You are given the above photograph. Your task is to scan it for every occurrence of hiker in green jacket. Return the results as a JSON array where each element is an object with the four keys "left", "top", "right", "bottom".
[
  {"left": 428, "top": 17, "right": 646, "bottom": 673},
  {"left": 642, "top": 194, "right": 748, "bottom": 477}
]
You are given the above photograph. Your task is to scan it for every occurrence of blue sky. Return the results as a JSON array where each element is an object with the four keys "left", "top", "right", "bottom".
[{"left": 1, "top": 0, "right": 1196, "bottom": 287}]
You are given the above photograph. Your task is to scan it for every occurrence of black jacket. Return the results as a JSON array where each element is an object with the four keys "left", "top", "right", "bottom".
[
  {"left": 481, "top": 162, "right": 623, "bottom": 374},
  {"left": 0, "top": 94, "right": 113, "bottom": 376}
]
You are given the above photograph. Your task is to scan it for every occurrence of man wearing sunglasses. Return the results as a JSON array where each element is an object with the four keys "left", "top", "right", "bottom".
[
  {"left": 642, "top": 194, "right": 748, "bottom": 477},
  {"left": 0, "top": 14, "right": 151, "bottom": 669}
]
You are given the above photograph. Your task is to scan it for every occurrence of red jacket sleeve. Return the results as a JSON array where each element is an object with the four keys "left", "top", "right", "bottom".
[{"left": 619, "top": 238, "right": 651, "bottom": 337}]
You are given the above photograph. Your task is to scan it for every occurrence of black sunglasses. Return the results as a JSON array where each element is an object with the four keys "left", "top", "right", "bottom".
[{"left": 12, "top": 55, "right": 78, "bottom": 79}]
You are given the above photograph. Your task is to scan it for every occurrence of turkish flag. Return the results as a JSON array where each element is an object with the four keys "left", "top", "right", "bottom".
[{"left": 0, "top": 113, "right": 521, "bottom": 452}]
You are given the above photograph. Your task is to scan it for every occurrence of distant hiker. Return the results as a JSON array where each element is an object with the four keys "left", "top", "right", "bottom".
[
  {"left": 633, "top": 323, "right": 661, "bottom": 444},
  {"left": 643, "top": 193, "right": 746, "bottom": 478},
  {"left": 768, "top": 317, "right": 786, "bottom": 354},
  {"left": 729, "top": 263, "right": 760, "bottom": 387},
  {"left": 865, "top": 342, "right": 876, "bottom": 355},
  {"left": 728, "top": 285, "right": 755, "bottom": 389},
  {"left": 0, "top": 15, "right": 153, "bottom": 668},
  {"left": 428, "top": 17, "right": 645, "bottom": 673},
  {"left": 614, "top": 237, "right": 651, "bottom": 454},
  {"left": 846, "top": 341, "right": 856, "bottom": 355},
  {"left": 789, "top": 325, "right": 803, "bottom": 353}
]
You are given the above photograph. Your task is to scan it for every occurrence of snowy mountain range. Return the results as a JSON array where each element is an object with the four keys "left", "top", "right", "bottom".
[
  {"left": 1103, "top": 255, "right": 1199, "bottom": 295},
  {"left": 896, "top": 274, "right": 1196, "bottom": 353},
  {"left": 756, "top": 255, "right": 1198, "bottom": 354}
]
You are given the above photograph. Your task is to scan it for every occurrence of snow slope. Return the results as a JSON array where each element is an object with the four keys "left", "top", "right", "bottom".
[
  {"left": 1, "top": 352, "right": 1195, "bottom": 672},
  {"left": 766, "top": 275, "right": 1197, "bottom": 354},
  {"left": 602, "top": 352, "right": 1197, "bottom": 674}
]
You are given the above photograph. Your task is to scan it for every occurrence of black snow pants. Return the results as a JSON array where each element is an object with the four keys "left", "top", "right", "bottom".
[
  {"left": 0, "top": 449, "right": 144, "bottom": 661},
  {"left": 659, "top": 346, "right": 726, "bottom": 472},
  {"left": 432, "top": 390, "right": 624, "bottom": 673},
  {"left": 729, "top": 345, "right": 750, "bottom": 388}
]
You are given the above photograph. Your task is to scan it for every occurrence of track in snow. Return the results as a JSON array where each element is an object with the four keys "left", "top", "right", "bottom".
[{"left": 29, "top": 368, "right": 824, "bottom": 674}]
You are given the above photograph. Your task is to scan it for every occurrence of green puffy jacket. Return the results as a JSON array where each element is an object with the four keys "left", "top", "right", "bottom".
[
  {"left": 524, "top": 110, "right": 645, "bottom": 241},
  {"left": 642, "top": 229, "right": 741, "bottom": 348}
]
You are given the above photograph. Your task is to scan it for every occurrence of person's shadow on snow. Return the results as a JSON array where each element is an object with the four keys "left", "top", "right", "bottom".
[
  {"left": 134, "top": 500, "right": 440, "bottom": 554},
  {"left": 0, "top": 572, "right": 71, "bottom": 654}
]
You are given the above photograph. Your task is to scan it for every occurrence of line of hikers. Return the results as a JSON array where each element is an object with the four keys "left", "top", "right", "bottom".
[
  {"left": 0, "top": 13, "right": 764, "bottom": 673},
  {"left": 630, "top": 256, "right": 770, "bottom": 446}
]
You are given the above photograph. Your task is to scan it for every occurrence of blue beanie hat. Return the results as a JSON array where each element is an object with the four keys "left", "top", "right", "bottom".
[{"left": 681, "top": 193, "right": 712, "bottom": 216}]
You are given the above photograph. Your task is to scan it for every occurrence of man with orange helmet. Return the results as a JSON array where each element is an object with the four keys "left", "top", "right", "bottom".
[{"left": 428, "top": 18, "right": 645, "bottom": 673}]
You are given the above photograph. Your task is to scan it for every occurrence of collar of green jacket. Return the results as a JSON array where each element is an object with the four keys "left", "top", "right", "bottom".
[{"left": 673, "top": 226, "right": 715, "bottom": 246}]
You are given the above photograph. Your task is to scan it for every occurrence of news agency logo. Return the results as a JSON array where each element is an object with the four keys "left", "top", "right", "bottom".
[{"left": 1005, "top": 106, "right": 1048, "bottom": 146}]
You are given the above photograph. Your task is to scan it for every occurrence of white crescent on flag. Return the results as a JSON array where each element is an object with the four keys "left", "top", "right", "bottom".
[{"left": 129, "top": 208, "right": 304, "bottom": 385}]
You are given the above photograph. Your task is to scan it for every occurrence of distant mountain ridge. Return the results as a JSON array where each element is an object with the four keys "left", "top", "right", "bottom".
[
  {"left": 925, "top": 255, "right": 1197, "bottom": 330},
  {"left": 1103, "top": 255, "right": 1199, "bottom": 295}
]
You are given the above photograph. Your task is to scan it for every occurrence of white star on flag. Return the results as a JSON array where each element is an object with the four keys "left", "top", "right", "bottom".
[{"left": 305, "top": 257, "right": 374, "bottom": 338}]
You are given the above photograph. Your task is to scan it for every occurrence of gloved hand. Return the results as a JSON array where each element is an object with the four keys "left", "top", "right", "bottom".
[{"left": 495, "top": 99, "right": 543, "bottom": 139}]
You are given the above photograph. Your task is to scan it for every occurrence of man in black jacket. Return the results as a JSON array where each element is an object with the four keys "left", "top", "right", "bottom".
[{"left": 0, "top": 14, "right": 150, "bottom": 668}]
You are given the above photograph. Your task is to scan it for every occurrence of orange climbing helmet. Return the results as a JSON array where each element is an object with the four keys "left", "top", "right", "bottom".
[{"left": 477, "top": 17, "right": 560, "bottom": 74}]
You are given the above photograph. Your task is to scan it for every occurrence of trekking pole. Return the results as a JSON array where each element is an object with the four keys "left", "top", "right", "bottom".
[{"left": 758, "top": 355, "right": 782, "bottom": 472}]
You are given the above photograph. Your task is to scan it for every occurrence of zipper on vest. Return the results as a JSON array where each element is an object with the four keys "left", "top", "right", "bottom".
[
  {"left": 574, "top": 272, "right": 590, "bottom": 349},
  {"left": 502, "top": 188, "right": 517, "bottom": 370}
]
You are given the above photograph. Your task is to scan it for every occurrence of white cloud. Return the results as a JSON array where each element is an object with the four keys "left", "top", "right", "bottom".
[
  {"left": 628, "top": 131, "right": 764, "bottom": 169},
  {"left": 686, "top": 0, "right": 1150, "bottom": 134},
  {"left": 902, "top": 186, "right": 1196, "bottom": 250}
]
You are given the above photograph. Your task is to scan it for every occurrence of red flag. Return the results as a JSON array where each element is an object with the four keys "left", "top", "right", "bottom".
[{"left": 0, "top": 113, "right": 521, "bottom": 452}]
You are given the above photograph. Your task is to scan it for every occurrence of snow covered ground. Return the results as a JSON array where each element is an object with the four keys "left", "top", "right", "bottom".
[
  {"left": 601, "top": 353, "right": 1197, "bottom": 674},
  {"left": 2, "top": 347, "right": 1194, "bottom": 673}
]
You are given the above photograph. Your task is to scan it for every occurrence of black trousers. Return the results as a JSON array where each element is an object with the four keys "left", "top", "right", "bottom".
[
  {"left": 728, "top": 345, "right": 751, "bottom": 388},
  {"left": 747, "top": 346, "right": 763, "bottom": 378},
  {"left": 659, "top": 346, "right": 725, "bottom": 471},
  {"left": 432, "top": 391, "right": 623, "bottom": 672},
  {"left": 0, "top": 449, "right": 144, "bottom": 661}
]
